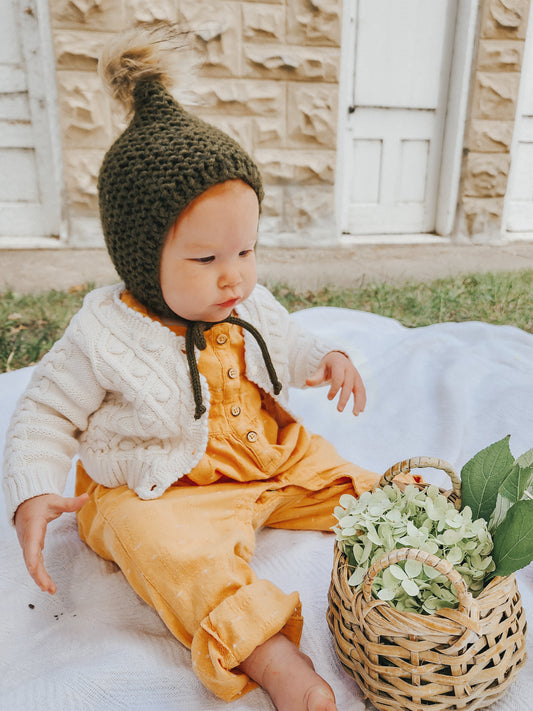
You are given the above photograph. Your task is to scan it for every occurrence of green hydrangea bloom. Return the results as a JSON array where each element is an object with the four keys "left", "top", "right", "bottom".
[{"left": 333, "top": 484, "right": 495, "bottom": 614}]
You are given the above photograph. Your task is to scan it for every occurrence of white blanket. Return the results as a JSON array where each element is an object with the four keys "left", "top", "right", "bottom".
[{"left": 1, "top": 307, "right": 532, "bottom": 711}]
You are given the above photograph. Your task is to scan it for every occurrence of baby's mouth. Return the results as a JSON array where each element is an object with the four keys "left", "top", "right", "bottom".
[{"left": 217, "top": 297, "right": 239, "bottom": 309}]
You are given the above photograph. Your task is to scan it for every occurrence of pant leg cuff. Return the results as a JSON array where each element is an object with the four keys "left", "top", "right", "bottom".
[{"left": 191, "top": 579, "right": 302, "bottom": 701}]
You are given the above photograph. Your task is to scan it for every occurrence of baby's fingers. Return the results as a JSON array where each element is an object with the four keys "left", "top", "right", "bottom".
[
  {"left": 327, "top": 372, "right": 347, "bottom": 408},
  {"left": 332, "top": 375, "right": 366, "bottom": 414},
  {"left": 52, "top": 493, "right": 89, "bottom": 517},
  {"left": 306, "top": 364, "right": 326, "bottom": 387},
  {"left": 26, "top": 547, "right": 56, "bottom": 594},
  {"left": 21, "top": 520, "right": 56, "bottom": 594},
  {"left": 334, "top": 381, "right": 353, "bottom": 413},
  {"left": 350, "top": 371, "right": 367, "bottom": 415}
]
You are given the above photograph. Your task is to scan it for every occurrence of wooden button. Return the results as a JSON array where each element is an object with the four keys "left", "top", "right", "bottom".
[
  {"left": 216, "top": 334, "right": 228, "bottom": 345},
  {"left": 231, "top": 405, "right": 241, "bottom": 417},
  {"left": 246, "top": 431, "right": 258, "bottom": 443},
  {"left": 227, "top": 367, "right": 238, "bottom": 379}
]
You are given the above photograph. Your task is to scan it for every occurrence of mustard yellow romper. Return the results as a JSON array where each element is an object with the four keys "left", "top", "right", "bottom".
[{"left": 75, "top": 292, "right": 380, "bottom": 700}]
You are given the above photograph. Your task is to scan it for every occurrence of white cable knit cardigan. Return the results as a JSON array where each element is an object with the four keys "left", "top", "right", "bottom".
[{"left": 3, "top": 283, "right": 338, "bottom": 523}]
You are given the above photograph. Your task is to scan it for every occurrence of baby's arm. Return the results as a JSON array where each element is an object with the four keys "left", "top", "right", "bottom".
[
  {"left": 4, "top": 308, "right": 107, "bottom": 591},
  {"left": 305, "top": 351, "right": 366, "bottom": 415},
  {"left": 3, "top": 320, "right": 105, "bottom": 524},
  {"left": 15, "top": 493, "right": 89, "bottom": 594},
  {"left": 249, "top": 286, "right": 367, "bottom": 414}
]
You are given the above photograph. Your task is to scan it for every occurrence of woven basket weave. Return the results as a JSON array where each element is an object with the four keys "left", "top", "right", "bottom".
[{"left": 327, "top": 457, "right": 528, "bottom": 711}]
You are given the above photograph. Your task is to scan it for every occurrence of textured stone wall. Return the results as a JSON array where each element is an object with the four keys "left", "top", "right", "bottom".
[
  {"left": 49, "top": 0, "right": 342, "bottom": 246},
  {"left": 458, "top": 0, "right": 531, "bottom": 241}
]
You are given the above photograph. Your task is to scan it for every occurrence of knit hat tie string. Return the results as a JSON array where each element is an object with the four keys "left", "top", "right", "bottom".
[{"left": 185, "top": 316, "right": 282, "bottom": 420}]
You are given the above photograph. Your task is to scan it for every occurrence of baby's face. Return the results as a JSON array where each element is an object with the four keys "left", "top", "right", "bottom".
[{"left": 159, "top": 180, "right": 259, "bottom": 322}]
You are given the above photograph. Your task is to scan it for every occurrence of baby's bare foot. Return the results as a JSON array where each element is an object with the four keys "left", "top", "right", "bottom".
[{"left": 241, "top": 633, "right": 337, "bottom": 711}]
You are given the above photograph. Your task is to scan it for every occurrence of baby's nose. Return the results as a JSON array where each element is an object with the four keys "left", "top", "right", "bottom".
[{"left": 219, "top": 265, "right": 242, "bottom": 287}]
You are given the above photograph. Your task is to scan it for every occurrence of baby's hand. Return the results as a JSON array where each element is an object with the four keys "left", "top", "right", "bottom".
[
  {"left": 306, "top": 351, "right": 366, "bottom": 415},
  {"left": 15, "top": 492, "right": 89, "bottom": 594}
]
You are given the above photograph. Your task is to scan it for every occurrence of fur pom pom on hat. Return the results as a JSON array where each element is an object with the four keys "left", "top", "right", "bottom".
[{"left": 97, "top": 25, "right": 264, "bottom": 318}]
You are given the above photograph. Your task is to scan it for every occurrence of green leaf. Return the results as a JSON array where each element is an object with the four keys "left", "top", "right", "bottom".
[
  {"left": 492, "top": 499, "right": 533, "bottom": 576},
  {"left": 499, "top": 460, "right": 533, "bottom": 506},
  {"left": 461, "top": 436, "right": 514, "bottom": 523},
  {"left": 516, "top": 446, "right": 533, "bottom": 469},
  {"left": 489, "top": 451, "right": 533, "bottom": 531},
  {"left": 488, "top": 495, "right": 508, "bottom": 533}
]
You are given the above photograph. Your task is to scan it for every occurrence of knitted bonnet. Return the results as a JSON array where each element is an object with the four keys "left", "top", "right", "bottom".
[{"left": 97, "top": 26, "right": 264, "bottom": 318}]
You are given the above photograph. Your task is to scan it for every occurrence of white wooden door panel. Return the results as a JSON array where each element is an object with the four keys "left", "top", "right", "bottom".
[
  {"left": 506, "top": 119, "right": 533, "bottom": 231},
  {"left": 505, "top": 1, "right": 533, "bottom": 235},
  {"left": 344, "top": 108, "right": 437, "bottom": 233},
  {"left": 342, "top": 0, "right": 458, "bottom": 236},
  {"left": 0, "top": 66, "right": 27, "bottom": 93},
  {"left": 0, "top": 148, "right": 40, "bottom": 201},
  {"left": 354, "top": 0, "right": 452, "bottom": 110},
  {"left": 0, "top": 204, "right": 45, "bottom": 235},
  {"left": 1, "top": 121, "right": 34, "bottom": 148},
  {"left": 0, "top": 1, "right": 22, "bottom": 65},
  {"left": 0, "top": 0, "right": 60, "bottom": 241}
]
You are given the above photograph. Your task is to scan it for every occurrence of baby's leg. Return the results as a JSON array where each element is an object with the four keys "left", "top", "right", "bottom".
[
  {"left": 75, "top": 467, "right": 304, "bottom": 703},
  {"left": 241, "top": 633, "right": 337, "bottom": 711}
]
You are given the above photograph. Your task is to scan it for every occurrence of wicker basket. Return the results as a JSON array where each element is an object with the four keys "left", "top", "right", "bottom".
[{"left": 327, "top": 457, "right": 528, "bottom": 711}]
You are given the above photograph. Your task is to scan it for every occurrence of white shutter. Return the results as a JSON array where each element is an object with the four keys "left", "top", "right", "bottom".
[{"left": 0, "top": 0, "right": 62, "bottom": 244}]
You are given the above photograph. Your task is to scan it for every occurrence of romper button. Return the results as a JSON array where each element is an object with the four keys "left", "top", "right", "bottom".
[
  {"left": 216, "top": 334, "right": 228, "bottom": 345},
  {"left": 231, "top": 405, "right": 241, "bottom": 417},
  {"left": 228, "top": 367, "right": 238, "bottom": 379},
  {"left": 246, "top": 431, "right": 258, "bottom": 443}
]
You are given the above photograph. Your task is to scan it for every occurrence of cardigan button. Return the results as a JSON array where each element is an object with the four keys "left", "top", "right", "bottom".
[
  {"left": 216, "top": 334, "right": 228, "bottom": 345},
  {"left": 246, "top": 431, "right": 258, "bottom": 443},
  {"left": 231, "top": 405, "right": 241, "bottom": 417},
  {"left": 227, "top": 367, "right": 238, "bottom": 379}
]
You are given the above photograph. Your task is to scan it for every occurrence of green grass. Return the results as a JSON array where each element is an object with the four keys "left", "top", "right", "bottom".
[
  {"left": 1, "top": 270, "right": 532, "bottom": 373},
  {"left": 271, "top": 270, "right": 533, "bottom": 331},
  {"left": 1, "top": 286, "right": 92, "bottom": 373}
]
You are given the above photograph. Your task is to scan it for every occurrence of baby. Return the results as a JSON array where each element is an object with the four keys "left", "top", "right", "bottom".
[{"left": 5, "top": 26, "right": 391, "bottom": 711}]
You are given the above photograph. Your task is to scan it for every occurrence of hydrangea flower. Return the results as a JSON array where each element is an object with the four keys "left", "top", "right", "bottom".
[{"left": 333, "top": 484, "right": 495, "bottom": 614}]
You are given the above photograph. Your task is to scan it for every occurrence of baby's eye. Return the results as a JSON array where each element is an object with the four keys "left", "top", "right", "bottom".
[
  {"left": 194, "top": 256, "right": 215, "bottom": 264},
  {"left": 239, "top": 249, "right": 253, "bottom": 257}
]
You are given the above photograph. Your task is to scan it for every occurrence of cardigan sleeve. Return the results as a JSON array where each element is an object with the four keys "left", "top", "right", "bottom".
[
  {"left": 248, "top": 285, "right": 369, "bottom": 390},
  {"left": 2, "top": 317, "right": 106, "bottom": 524},
  {"left": 242, "top": 285, "right": 335, "bottom": 389},
  {"left": 285, "top": 315, "right": 335, "bottom": 388}
]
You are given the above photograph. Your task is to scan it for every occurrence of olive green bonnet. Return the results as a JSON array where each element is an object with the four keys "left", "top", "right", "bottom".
[{"left": 97, "top": 27, "right": 264, "bottom": 319}]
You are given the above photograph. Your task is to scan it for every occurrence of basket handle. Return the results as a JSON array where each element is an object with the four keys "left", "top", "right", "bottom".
[
  {"left": 379, "top": 456, "right": 462, "bottom": 509},
  {"left": 362, "top": 547, "right": 474, "bottom": 613}
]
